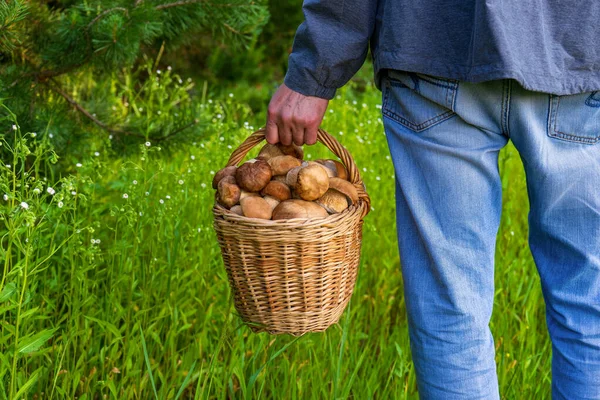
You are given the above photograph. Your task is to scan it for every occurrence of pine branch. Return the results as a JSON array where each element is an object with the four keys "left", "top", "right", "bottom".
[
  {"left": 155, "top": 1, "right": 257, "bottom": 10},
  {"left": 45, "top": 80, "right": 199, "bottom": 142},
  {"left": 87, "top": 7, "right": 129, "bottom": 30}
]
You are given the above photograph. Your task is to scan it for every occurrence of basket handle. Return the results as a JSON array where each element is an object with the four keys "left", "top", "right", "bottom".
[{"left": 225, "top": 128, "right": 371, "bottom": 215}]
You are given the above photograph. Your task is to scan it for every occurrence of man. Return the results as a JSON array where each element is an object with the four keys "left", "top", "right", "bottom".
[{"left": 265, "top": 1, "right": 600, "bottom": 399}]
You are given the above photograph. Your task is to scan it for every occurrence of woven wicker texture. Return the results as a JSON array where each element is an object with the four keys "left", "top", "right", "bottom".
[{"left": 213, "top": 129, "right": 370, "bottom": 335}]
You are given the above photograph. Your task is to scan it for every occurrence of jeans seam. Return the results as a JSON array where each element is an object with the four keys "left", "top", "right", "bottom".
[
  {"left": 382, "top": 109, "right": 456, "bottom": 131},
  {"left": 501, "top": 80, "right": 512, "bottom": 138}
]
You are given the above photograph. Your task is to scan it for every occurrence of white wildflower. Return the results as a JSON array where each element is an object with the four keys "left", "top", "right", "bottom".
[
  {"left": 6, "top": 164, "right": 11, "bottom": 168},
  {"left": 159, "top": 199, "right": 164, "bottom": 204},
  {"left": 139, "top": 212, "right": 143, "bottom": 217},
  {"left": 109, "top": 135, "right": 113, "bottom": 140},
  {"left": 58, "top": 201, "right": 63, "bottom": 208},
  {"left": 217, "top": 114, "right": 223, "bottom": 119},
  {"left": 139, "top": 107, "right": 143, "bottom": 112},
  {"left": 145, "top": 141, "right": 151, "bottom": 147},
  {"left": 33, "top": 188, "right": 41, "bottom": 194},
  {"left": 376, "top": 176, "right": 381, "bottom": 181},
  {"left": 167, "top": 66, "right": 172, "bottom": 71},
  {"left": 123, "top": 193, "right": 128, "bottom": 199},
  {"left": 31, "top": 132, "right": 37, "bottom": 137},
  {"left": 156, "top": 69, "right": 161, "bottom": 74},
  {"left": 200, "top": 183, "right": 206, "bottom": 189},
  {"left": 229, "top": 93, "right": 234, "bottom": 98},
  {"left": 178, "top": 180, "right": 184, "bottom": 185},
  {"left": 133, "top": 180, "right": 138, "bottom": 185},
  {"left": 191, "top": 155, "right": 195, "bottom": 160},
  {"left": 94, "top": 152, "right": 100, "bottom": 156},
  {"left": 3, "top": 194, "right": 8, "bottom": 201},
  {"left": 47, "top": 187, "right": 55, "bottom": 195},
  {"left": 12, "top": 125, "right": 17, "bottom": 130},
  {"left": 71, "top": 191, "right": 77, "bottom": 195},
  {"left": 166, "top": 195, "right": 171, "bottom": 199},
  {"left": 20, "top": 201, "right": 29, "bottom": 209},
  {"left": 76, "top": 163, "right": 82, "bottom": 167}
]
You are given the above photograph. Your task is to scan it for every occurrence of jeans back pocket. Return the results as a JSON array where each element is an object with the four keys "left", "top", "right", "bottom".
[
  {"left": 548, "top": 91, "right": 600, "bottom": 144},
  {"left": 382, "top": 70, "right": 458, "bottom": 132}
]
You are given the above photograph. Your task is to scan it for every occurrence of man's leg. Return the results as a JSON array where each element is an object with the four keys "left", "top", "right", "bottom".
[
  {"left": 382, "top": 72, "right": 508, "bottom": 398},
  {"left": 509, "top": 86, "right": 600, "bottom": 399}
]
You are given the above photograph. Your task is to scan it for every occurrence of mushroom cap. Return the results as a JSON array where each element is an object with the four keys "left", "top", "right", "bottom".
[
  {"left": 240, "top": 196, "right": 273, "bottom": 220},
  {"left": 331, "top": 160, "right": 348, "bottom": 181},
  {"left": 315, "top": 159, "right": 338, "bottom": 178},
  {"left": 272, "top": 175, "right": 288, "bottom": 184},
  {"left": 261, "top": 181, "right": 291, "bottom": 201},
  {"left": 316, "top": 189, "right": 350, "bottom": 214},
  {"left": 212, "top": 166, "right": 237, "bottom": 189},
  {"left": 239, "top": 190, "right": 260, "bottom": 201},
  {"left": 328, "top": 177, "right": 359, "bottom": 204},
  {"left": 272, "top": 199, "right": 329, "bottom": 220},
  {"left": 230, "top": 205, "right": 244, "bottom": 216},
  {"left": 217, "top": 176, "right": 241, "bottom": 208},
  {"left": 235, "top": 159, "right": 273, "bottom": 192},
  {"left": 296, "top": 163, "right": 330, "bottom": 201},
  {"left": 286, "top": 165, "right": 303, "bottom": 189},
  {"left": 268, "top": 155, "right": 302, "bottom": 176},
  {"left": 277, "top": 143, "right": 304, "bottom": 160},
  {"left": 257, "top": 144, "right": 285, "bottom": 161},
  {"left": 262, "top": 195, "right": 280, "bottom": 212}
]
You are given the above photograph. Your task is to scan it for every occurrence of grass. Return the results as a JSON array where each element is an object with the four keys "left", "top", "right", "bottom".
[{"left": 0, "top": 71, "right": 551, "bottom": 399}]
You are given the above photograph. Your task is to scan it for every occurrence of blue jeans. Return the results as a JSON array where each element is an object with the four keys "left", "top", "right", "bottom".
[{"left": 381, "top": 69, "right": 600, "bottom": 399}]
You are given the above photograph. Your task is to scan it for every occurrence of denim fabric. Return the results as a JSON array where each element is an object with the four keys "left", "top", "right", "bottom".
[
  {"left": 382, "top": 69, "right": 600, "bottom": 399},
  {"left": 284, "top": 0, "right": 600, "bottom": 100}
]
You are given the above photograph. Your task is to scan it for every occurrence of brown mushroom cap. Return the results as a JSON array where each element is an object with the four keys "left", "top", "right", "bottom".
[
  {"left": 296, "top": 163, "right": 330, "bottom": 201},
  {"left": 268, "top": 155, "right": 302, "bottom": 176},
  {"left": 316, "top": 189, "right": 350, "bottom": 214},
  {"left": 277, "top": 143, "right": 304, "bottom": 160},
  {"left": 257, "top": 144, "right": 285, "bottom": 161},
  {"left": 235, "top": 159, "right": 273, "bottom": 192},
  {"left": 272, "top": 199, "right": 329, "bottom": 220},
  {"left": 331, "top": 160, "right": 348, "bottom": 181},
  {"left": 212, "top": 166, "right": 237, "bottom": 189},
  {"left": 240, "top": 197, "right": 273, "bottom": 220},
  {"left": 239, "top": 190, "right": 260, "bottom": 201},
  {"left": 263, "top": 195, "right": 280, "bottom": 212},
  {"left": 230, "top": 205, "right": 244, "bottom": 216},
  {"left": 217, "top": 176, "right": 241, "bottom": 208},
  {"left": 272, "top": 175, "right": 288, "bottom": 184},
  {"left": 261, "top": 181, "right": 291, "bottom": 201},
  {"left": 315, "top": 159, "right": 338, "bottom": 178},
  {"left": 328, "top": 177, "right": 359, "bottom": 204},
  {"left": 286, "top": 165, "right": 303, "bottom": 189}
]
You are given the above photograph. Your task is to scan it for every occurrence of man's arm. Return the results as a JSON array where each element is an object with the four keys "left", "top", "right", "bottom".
[{"left": 266, "top": 0, "right": 379, "bottom": 146}]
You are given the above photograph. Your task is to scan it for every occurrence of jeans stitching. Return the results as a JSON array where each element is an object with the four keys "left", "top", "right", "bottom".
[
  {"left": 382, "top": 109, "right": 456, "bottom": 131},
  {"left": 548, "top": 95, "right": 600, "bottom": 144}
]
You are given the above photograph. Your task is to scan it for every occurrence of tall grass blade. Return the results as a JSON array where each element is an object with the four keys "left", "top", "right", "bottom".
[
  {"left": 139, "top": 326, "right": 159, "bottom": 400},
  {"left": 174, "top": 359, "right": 197, "bottom": 400}
]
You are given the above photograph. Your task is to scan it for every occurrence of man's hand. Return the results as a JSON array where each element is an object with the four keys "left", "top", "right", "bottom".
[{"left": 266, "top": 83, "right": 329, "bottom": 146}]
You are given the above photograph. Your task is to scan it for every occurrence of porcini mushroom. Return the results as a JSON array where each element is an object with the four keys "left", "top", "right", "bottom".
[
  {"left": 331, "top": 160, "right": 348, "bottom": 181},
  {"left": 328, "top": 177, "right": 359, "bottom": 205},
  {"left": 230, "top": 205, "right": 244, "bottom": 216},
  {"left": 217, "top": 176, "right": 241, "bottom": 208},
  {"left": 268, "top": 155, "right": 301, "bottom": 176},
  {"left": 263, "top": 195, "right": 280, "bottom": 212},
  {"left": 295, "top": 162, "right": 329, "bottom": 201},
  {"left": 235, "top": 159, "right": 273, "bottom": 192},
  {"left": 277, "top": 143, "right": 304, "bottom": 160},
  {"left": 240, "top": 196, "right": 273, "bottom": 220},
  {"left": 212, "top": 166, "right": 237, "bottom": 189},
  {"left": 272, "top": 199, "right": 329, "bottom": 220},
  {"left": 261, "top": 181, "right": 291, "bottom": 201},
  {"left": 315, "top": 159, "right": 338, "bottom": 178},
  {"left": 257, "top": 144, "right": 285, "bottom": 161},
  {"left": 316, "top": 189, "right": 350, "bottom": 214}
]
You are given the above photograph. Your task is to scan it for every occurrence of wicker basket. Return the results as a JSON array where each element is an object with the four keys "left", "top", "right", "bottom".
[{"left": 213, "top": 128, "right": 371, "bottom": 335}]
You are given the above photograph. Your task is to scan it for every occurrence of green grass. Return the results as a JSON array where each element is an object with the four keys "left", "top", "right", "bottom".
[{"left": 0, "top": 75, "right": 550, "bottom": 399}]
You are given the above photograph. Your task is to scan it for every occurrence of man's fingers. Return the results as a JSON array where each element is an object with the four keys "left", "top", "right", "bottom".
[
  {"left": 265, "top": 119, "right": 279, "bottom": 144},
  {"left": 292, "top": 124, "right": 305, "bottom": 146},
  {"left": 277, "top": 120, "right": 293, "bottom": 146},
  {"left": 305, "top": 126, "right": 318, "bottom": 145}
]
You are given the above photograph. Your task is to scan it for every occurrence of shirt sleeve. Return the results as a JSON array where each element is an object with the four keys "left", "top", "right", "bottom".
[{"left": 284, "top": 0, "right": 379, "bottom": 100}]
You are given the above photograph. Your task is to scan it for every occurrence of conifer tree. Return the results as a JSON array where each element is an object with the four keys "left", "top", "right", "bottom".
[{"left": 0, "top": 0, "right": 269, "bottom": 147}]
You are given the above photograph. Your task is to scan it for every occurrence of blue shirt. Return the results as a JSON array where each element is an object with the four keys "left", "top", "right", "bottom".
[{"left": 284, "top": 0, "right": 600, "bottom": 99}]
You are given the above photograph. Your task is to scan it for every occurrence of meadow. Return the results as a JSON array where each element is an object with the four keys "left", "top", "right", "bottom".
[{"left": 0, "top": 67, "right": 551, "bottom": 398}]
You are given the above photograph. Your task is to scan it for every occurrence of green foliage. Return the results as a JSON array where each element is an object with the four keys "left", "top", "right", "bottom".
[{"left": 0, "top": 76, "right": 551, "bottom": 398}]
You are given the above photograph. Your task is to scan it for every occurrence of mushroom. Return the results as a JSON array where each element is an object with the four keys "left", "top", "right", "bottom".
[
  {"left": 217, "top": 176, "right": 241, "bottom": 208},
  {"left": 295, "top": 162, "right": 329, "bottom": 201},
  {"left": 286, "top": 165, "right": 303, "bottom": 189},
  {"left": 240, "top": 196, "right": 273, "bottom": 220},
  {"left": 272, "top": 199, "right": 329, "bottom": 220},
  {"left": 257, "top": 144, "right": 285, "bottom": 161},
  {"left": 235, "top": 159, "right": 273, "bottom": 192},
  {"left": 240, "top": 190, "right": 260, "bottom": 201},
  {"left": 268, "top": 155, "right": 302, "bottom": 176},
  {"left": 315, "top": 159, "right": 338, "bottom": 178},
  {"left": 331, "top": 160, "right": 348, "bottom": 181},
  {"left": 272, "top": 175, "right": 288, "bottom": 184},
  {"left": 261, "top": 181, "right": 291, "bottom": 201},
  {"left": 277, "top": 143, "right": 304, "bottom": 160},
  {"left": 328, "top": 177, "right": 359, "bottom": 205},
  {"left": 316, "top": 189, "right": 350, "bottom": 214},
  {"left": 230, "top": 205, "right": 244, "bottom": 216},
  {"left": 212, "top": 166, "right": 237, "bottom": 189},
  {"left": 263, "top": 195, "right": 280, "bottom": 212}
]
